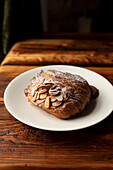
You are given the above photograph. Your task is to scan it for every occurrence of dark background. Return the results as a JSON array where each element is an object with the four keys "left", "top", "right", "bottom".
[{"left": 0, "top": 0, "right": 113, "bottom": 63}]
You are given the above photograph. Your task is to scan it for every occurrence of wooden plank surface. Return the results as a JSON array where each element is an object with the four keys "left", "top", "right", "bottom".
[
  {"left": 0, "top": 65, "right": 113, "bottom": 169},
  {"left": 1, "top": 39, "right": 113, "bottom": 66}
]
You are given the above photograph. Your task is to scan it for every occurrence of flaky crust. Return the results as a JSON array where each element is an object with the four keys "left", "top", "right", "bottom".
[{"left": 24, "top": 70, "right": 99, "bottom": 119}]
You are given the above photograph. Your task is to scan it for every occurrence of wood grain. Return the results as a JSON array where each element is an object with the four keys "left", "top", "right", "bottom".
[
  {"left": 0, "top": 65, "right": 113, "bottom": 169},
  {"left": 1, "top": 39, "right": 113, "bottom": 66}
]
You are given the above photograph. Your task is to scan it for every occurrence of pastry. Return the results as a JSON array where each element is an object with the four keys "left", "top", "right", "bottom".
[{"left": 24, "top": 70, "right": 99, "bottom": 119}]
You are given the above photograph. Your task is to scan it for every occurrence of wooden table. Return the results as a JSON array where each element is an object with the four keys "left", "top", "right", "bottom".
[{"left": 0, "top": 37, "right": 113, "bottom": 169}]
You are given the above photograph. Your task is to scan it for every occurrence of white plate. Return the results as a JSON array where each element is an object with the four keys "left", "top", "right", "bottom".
[{"left": 4, "top": 65, "right": 113, "bottom": 131}]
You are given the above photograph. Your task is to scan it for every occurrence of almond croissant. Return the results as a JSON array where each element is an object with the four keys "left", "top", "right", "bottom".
[{"left": 24, "top": 70, "right": 99, "bottom": 119}]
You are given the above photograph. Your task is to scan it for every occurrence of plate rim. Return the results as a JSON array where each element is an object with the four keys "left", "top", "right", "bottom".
[{"left": 4, "top": 65, "right": 113, "bottom": 131}]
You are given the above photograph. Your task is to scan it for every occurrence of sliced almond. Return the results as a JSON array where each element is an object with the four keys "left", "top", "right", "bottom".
[
  {"left": 34, "top": 84, "right": 40, "bottom": 91},
  {"left": 50, "top": 85, "right": 61, "bottom": 92},
  {"left": 40, "top": 78, "right": 44, "bottom": 84},
  {"left": 39, "top": 84, "right": 51, "bottom": 89},
  {"left": 63, "top": 92, "right": 68, "bottom": 101},
  {"left": 36, "top": 99, "right": 45, "bottom": 105},
  {"left": 32, "top": 97, "right": 36, "bottom": 102},
  {"left": 50, "top": 84, "right": 56, "bottom": 89},
  {"left": 40, "top": 93, "right": 47, "bottom": 99},
  {"left": 49, "top": 90, "right": 60, "bottom": 96},
  {"left": 43, "top": 80, "right": 50, "bottom": 84},
  {"left": 38, "top": 87, "right": 42, "bottom": 91},
  {"left": 44, "top": 80, "right": 54, "bottom": 85},
  {"left": 32, "top": 96, "right": 36, "bottom": 102},
  {"left": 35, "top": 78, "right": 44, "bottom": 86},
  {"left": 36, "top": 93, "right": 40, "bottom": 100},
  {"left": 50, "top": 96, "right": 57, "bottom": 102},
  {"left": 31, "top": 88, "right": 35, "bottom": 96},
  {"left": 32, "top": 92, "right": 38, "bottom": 101},
  {"left": 52, "top": 101, "right": 62, "bottom": 107},
  {"left": 45, "top": 96, "right": 50, "bottom": 108},
  {"left": 56, "top": 93, "right": 63, "bottom": 101},
  {"left": 30, "top": 77, "right": 36, "bottom": 84},
  {"left": 38, "top": 88, "right": 47, "bottom": 94}
]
